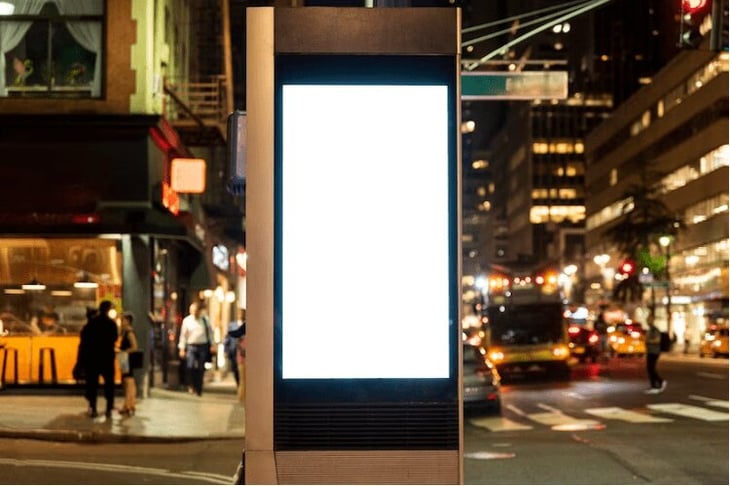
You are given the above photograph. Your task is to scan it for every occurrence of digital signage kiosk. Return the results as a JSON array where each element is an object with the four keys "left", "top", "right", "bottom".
[{"left": 246, "top": 7, "right": 461, "bottom": 484}]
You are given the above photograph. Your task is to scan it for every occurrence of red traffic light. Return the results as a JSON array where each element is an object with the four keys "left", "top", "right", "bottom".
[
  {"left": 682, "top": 0, "right": 709, "bottom": 14},
  {"left": 619, "top": 259, "right": 636, "bottom": 275}
]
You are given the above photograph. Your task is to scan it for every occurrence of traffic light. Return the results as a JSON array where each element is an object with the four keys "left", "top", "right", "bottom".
[
  {"left": 680, "top": 0, "right": 713, "bottom": 49},
  {"left": 619, "top": 259, "right": 636, "bottom": 276}
]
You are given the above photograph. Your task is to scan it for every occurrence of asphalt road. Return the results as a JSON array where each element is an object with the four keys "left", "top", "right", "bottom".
[
  {"left": 0, "top": 439, "right": 243, "bottom": 484},
  {"left": 464, "top": 353, "right": 729, "bottom": 485}
]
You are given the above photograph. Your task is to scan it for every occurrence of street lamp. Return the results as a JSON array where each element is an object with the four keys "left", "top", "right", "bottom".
[
  {"left": 593, "top": 254, "right": 610, "bottom": 300},
  {"left": 659, "top": 235, "right": 673, "bottom": 338}
]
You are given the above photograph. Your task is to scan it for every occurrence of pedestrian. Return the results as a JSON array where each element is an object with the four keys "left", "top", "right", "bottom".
[
  {"left": 117, "top": 311, "right": 138, "bottom": 416},
  {"left": 224, "top": 309, "right": 245, "bottom": 385},
  {"left": 594, "top": 308, "right": 609, "bottom": 358},
  {"left": 178, "top": 301, "right": 214, "bottom": 396},
  {"left": 683, "top": 328, "right": 692, "bottom": 354},
  {"left": 79, "top": 300, "right": 118, "bottom": 418},
  {"left": 644, "top": 315, "right": 666, "bottom": 394},
  {"left": 227, "top": 315, "right": 246, "bottom": 403}
]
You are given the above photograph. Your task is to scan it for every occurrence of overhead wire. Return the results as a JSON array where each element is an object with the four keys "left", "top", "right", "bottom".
[
  {"left": 461, "top": 0, "right": 588, "bottom": 35},
  {"left": 462, "top": 2, "right": 589, "bottom": 48},
  {"left": 464, "top": 0, "right": 613, "bottom": 71}
]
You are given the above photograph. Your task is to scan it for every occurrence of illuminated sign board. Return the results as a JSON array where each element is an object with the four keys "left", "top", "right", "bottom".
[
  {"left": 171, "top": 158, "right": 206, "bottom": 193},
  {"left": 275, "top": 54, "right": 458, "bottom": 396}
]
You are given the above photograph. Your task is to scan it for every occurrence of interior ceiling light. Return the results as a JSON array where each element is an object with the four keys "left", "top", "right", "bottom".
[
  {"left": 22, "top": 278, "right": 46, "bottom": 291},
  {"left": 74, "top": 273, "right": 99, "bottom": 289}
]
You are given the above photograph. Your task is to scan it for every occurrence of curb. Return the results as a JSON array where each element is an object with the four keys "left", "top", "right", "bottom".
[{"left": 0, "top": 427, "right": 244, "bottom": 444}]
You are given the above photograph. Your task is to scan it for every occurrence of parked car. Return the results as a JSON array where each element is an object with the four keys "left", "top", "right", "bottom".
[
  {"left": 567, "top": 324, "right": 600, "bottom": 363},
  {"left": 607, "top": 321, "right": 646, "bottom": 357},
  {"left": 463, "top": 342, "right": 501, "bottom": 415},
  {"left": 699, "top": 326, "right": 729, "bottom": 358}
]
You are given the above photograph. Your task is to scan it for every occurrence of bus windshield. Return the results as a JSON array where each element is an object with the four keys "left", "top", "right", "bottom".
[{"left": 487, "top": 304, "right": 564, "bottom": 345}]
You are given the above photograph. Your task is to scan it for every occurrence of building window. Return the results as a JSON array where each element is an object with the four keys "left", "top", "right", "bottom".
[
  {"left": 661, "top": 144, "right": 729, "bottom": 194},
  {"left": 610, "top": 168, "right": 618, "bottom": 186},
  {"left": 684, "top": 193, "right": 729, "bottom": 224},
  {"left": 530, "top": 205, "right": 585, "bottom": 224},
  {"left": 532, "top": 140, "right": 585, "bottom": 154},
  {"left": 0, "top": 0, "right": 104, "bottom": 98}
]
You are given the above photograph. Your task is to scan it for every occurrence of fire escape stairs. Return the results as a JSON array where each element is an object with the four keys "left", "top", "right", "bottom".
[
  {"left": 164, "top": 0, "right": 232, "bottom": 148},
  {"left": 163, "top": 0, "right": 242, "bottom": 243}
]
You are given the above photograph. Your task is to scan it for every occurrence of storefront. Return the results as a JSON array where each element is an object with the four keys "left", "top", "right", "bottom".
[{"left": 0, "top": 114, "right": 217, "bottom": 391}]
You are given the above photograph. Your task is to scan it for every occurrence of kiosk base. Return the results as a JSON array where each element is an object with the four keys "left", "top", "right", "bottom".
[{"left": 274, "top": 450, "right": 459, "bottom": 485}]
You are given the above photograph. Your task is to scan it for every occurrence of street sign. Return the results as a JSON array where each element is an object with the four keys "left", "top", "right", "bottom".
[
  {"left": 461, "top": 71, "right": 568, "bottom": 100},
  {"left": 639, "top": 273, "right": 654, "bottom": 284}
]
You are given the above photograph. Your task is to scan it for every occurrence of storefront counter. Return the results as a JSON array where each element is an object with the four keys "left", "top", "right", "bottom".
[{"left": 0, "top": 335, "right": 120, "bottom": 385}]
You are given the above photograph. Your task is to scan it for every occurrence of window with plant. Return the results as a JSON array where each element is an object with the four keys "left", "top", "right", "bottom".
[{"left": 0, "top": 0, "right": 103, "bottom": 98}]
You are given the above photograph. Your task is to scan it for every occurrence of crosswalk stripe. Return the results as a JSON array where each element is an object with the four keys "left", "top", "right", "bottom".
[
  {"left": 647, "top": 403, "right": 729, "bottom": 421},
  {"left": 470, "top": 399, "right": 729, "bottom": 432},
  {"left": 526, "top": 410, "right": 601, "bottom": 428},
  {"left": 689, "top": 395, "right": 729, "bottom": 409},
  {"left": 470, "top": 416, "right": 533, "bottom": 431},
  {"left": 585, "top": 407, "right": 672, "bottom": 423}
]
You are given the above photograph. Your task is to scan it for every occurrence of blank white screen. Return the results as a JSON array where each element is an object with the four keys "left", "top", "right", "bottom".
[{"left": 281, "top": 84, "right": 451, "bottom": 379}]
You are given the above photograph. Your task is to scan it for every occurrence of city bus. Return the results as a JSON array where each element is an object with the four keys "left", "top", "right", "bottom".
[{"left": 481, "top": 268, "right": 571, "bottom": 380}]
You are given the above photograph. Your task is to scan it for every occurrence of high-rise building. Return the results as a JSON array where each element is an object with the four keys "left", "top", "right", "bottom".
[
  {"left": 461, "top": 0, "right": 686, "bottom": 299},
  {"left": 584, "top": 42, "right": 728, "bottom": 340}
]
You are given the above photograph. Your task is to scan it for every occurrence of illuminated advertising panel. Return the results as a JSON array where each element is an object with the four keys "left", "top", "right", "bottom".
[{"left": 275, "top": 54, "right": 457, "bottom": 406}]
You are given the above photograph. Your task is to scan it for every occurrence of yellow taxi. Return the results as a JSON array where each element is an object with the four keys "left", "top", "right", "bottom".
[
  {"left": 699, "top": 326, "right": 729, "bottom": 358},
  {"left": 607, "top": 320, "right": 646, "bottom": 357}
]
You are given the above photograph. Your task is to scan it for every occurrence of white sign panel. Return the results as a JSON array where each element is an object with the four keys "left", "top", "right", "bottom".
[{"left": 280, "top": 84, "right": 451, "bottom": 379}]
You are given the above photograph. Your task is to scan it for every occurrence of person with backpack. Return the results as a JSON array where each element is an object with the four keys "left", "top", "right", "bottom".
[{"left": 644, "top": 315, "right": 667, "bottom": 394}]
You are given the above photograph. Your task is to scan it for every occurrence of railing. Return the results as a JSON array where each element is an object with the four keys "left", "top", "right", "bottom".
[{"left": 164, "top": 75, "right": 229, "bottom": 128}]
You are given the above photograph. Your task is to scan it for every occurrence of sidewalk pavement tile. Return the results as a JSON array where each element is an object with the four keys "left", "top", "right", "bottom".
[{"left": 0, "top": 378, "right": 245, "bottom": 443}]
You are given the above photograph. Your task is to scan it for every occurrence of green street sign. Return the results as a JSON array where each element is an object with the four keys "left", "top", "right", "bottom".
[{"left": 461, "top": 72, "right": 568, "bottom": 100}]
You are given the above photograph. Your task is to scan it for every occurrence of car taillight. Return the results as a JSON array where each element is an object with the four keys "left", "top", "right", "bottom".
[
  {"left": 630, "top": 331, "right": 641, "bottom": 339},
  {"left": 568, "top": 325, "right": 580, "bottom": 335},
  {"left": 588, "top": 334, "right": 599, "bottom": 344}
]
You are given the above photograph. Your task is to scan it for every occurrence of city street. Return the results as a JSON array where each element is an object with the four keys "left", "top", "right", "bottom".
[
  {"left": 0, "top": 353, "right": 725, "bottom": 484},
  {"left": 465, "top": 353, "right": 729, "bottom": 484}
]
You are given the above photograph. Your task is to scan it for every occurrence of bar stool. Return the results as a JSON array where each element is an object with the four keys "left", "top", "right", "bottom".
[
  {"left": 38, "top": 347, "right": 58, "bottom": 384},
  {"left": 1, "top": 347, "right": 19, "bottom": 386}
]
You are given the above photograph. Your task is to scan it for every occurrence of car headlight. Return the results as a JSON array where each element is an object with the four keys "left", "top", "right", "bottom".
[
  {"left": 552, "top": 345, "right": 570, "bottom": 358},
  {"left": 712, "top": 340, "right": 722, "bottom": 348},
  {"left": 489, "top": 350, "right": 505, "bottom": 363}
]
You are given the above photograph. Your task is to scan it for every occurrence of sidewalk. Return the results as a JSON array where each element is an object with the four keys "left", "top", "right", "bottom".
[{"left": 0, "top": 375, "right": 245, "bottom": 443}]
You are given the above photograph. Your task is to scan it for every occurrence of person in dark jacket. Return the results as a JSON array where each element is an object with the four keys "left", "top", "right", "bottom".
[
  {"left": 644, "top": 315, "right": 666, "bottom": 394},
  {"left": 79, "top": 300, "right": 118, "bottom": 418}
]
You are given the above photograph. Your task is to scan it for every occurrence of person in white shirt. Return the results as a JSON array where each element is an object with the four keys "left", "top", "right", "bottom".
[{"left": 178, "top": 301, "right": 214, "bottom": 395}]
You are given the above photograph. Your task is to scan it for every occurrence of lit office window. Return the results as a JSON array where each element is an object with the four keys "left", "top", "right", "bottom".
[
  {"left": 685, "top": 193, "right": 729, "bottom": 224},
  {"left": 661, "top": 145, "right": 730, "bottom": 194}
]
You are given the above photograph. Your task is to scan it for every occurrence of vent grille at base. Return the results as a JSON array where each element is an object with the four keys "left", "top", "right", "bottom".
[{"left": 275, "top": 402, "right": 458, "bottom": 450}]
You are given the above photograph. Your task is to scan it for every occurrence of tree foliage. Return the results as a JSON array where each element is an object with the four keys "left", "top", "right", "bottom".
[{"left": 602, "top": 169, "right": 682, "bottom": 303}]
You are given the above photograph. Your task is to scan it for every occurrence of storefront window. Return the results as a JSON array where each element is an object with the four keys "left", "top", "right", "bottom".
[
  {"left": 0, "top": 238, "right": 121, "bottom": 336},
  {"left": 0, "top": 0, "right": 104, "bottom": 98}
]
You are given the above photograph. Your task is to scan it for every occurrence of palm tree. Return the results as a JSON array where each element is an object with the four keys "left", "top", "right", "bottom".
[{"left": 602, "top": 169, "right": 681, "bottom": 314}]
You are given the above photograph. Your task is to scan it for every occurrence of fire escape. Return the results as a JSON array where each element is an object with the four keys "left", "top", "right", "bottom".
[{"left": 163, "top": 0, "right": 243, "bottom": 243}]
